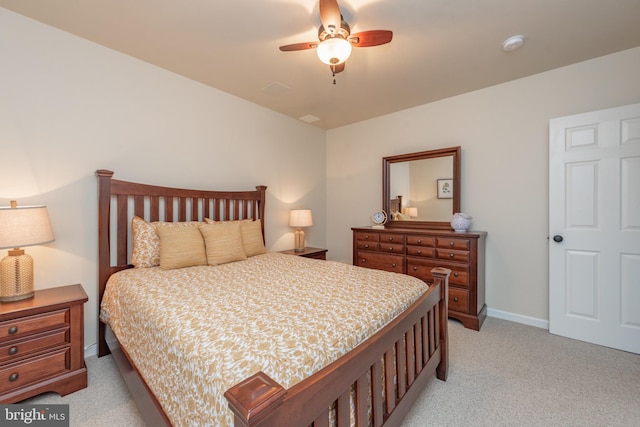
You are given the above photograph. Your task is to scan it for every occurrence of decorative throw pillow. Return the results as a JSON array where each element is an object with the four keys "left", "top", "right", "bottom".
[
  {"left": 156, "top": 223, "right": 207, "bottom": 270},
  {"left": 240, "top": 220, "right": 267, "bottom": 257},
  {"left": 199, "top": 222, "right": 247, "bottom": 265},
  {"left": 131, "top": 216, "right": 160, "bottom": 268}
]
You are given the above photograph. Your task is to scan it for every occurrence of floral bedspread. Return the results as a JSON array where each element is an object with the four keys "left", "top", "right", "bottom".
[{"left": 100, "top": 252, "right": 428, "bottom": 426}]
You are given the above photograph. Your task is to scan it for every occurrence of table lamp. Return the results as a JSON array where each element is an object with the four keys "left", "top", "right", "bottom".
[
  {"left": 0, "top": 201, "right": 55, "bottom": 301},
  {"left": 403, "top": 207, "right": 418, "bottom": 219},
  {"left": 289, "top": 209, "right": 313, "bottom": 252}
]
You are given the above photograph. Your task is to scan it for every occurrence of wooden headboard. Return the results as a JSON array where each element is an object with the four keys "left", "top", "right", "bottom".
[
  {"left": 390, "top": 195, "right": 403, "bottom": 213},
  {"left": 96, "top": 169, "right": 267, "bottom": 356}
]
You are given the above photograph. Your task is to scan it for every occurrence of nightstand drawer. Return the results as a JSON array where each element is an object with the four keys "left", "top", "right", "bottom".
[
  {"left": 0, "top": 309, "right": 68, "bottom": 341},
  {"left": 0, "top": 348, "right": 69, "bottom": 394},
  {"left": 0, "top": 328, "right": 69, "bottom": 363}
]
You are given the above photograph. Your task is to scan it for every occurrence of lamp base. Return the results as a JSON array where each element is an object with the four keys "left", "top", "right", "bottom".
[
  {"left": 293, "top": 228, "right": 306, "bottom": 253},
  {"left": 0, "top": 250, "right": 35, "bottom": 302}
]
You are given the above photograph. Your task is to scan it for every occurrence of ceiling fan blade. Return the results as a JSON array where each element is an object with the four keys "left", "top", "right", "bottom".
[
  {"left": 279, "top": 42, "right": 318, "bottom": 52},
  {"left": 349, "top": 30, "right": 393, "bottom": 47},
  {"left": 319, "top": 0, "right": 341, "bottom": 34},
  {"left": 331, "top": 63, "right": 345, "bottom": 74}
]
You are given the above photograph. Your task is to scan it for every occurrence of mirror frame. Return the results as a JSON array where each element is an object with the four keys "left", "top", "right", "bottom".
[{"left": 383, "top": 146, "right": 461, "bottom": 230}]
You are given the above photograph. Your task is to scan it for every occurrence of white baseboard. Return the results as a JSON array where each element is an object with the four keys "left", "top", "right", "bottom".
[
  {"left": 84, "top": 343, "right": 98, "bottom": 359},
  {"left": 487, "top": 307, "right": 549, "bottom": 330}
]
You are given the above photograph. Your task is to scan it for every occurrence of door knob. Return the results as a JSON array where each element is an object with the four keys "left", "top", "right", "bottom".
[{"left": 553, "top": 235, "right": 563, "bottom": 243}]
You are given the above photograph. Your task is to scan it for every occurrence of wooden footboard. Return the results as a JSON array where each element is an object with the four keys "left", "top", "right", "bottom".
[{"left": 225, "top": 268, "right": 450, "bottom": 427}]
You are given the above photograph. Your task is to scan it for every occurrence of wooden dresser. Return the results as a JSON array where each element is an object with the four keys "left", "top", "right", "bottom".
[
  {"left": 0, "top": 284, "right": 88, "bottom": 403},
  {"left": 352, "top": 226, "right": 486, "bottom": 330}
]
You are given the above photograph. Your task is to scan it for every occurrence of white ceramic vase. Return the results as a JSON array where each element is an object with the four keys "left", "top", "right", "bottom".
[{"left": 451, "top": 213, "right": 472, "bottom": 232}]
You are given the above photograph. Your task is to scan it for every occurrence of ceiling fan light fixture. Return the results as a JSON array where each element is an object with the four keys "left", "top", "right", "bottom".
[{"left": 316, "top": 37, "right": 352, "bottom": 65}]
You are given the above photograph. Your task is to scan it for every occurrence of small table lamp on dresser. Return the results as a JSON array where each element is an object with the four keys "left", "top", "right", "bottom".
[
  {"left": 289, "top": 208, "right": 313, "bottom": 252},
  {"left": 0, "top": 201, "right": 55, "bottom": 302}
]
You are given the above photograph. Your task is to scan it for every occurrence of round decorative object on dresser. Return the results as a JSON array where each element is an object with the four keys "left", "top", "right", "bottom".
[
  {"left": 370, "top": 209, "right": 388, "bottom": 229},
  {"left": 451, "top": 213, "right": 472, "bottom": 232}
]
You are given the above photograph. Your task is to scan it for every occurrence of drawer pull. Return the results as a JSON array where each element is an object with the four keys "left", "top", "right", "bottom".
[
  {"left": 388, "top": 247, "right": 394, "bottom": 252},
  {"left": 413, "top": 266, "right": 418, "bottom": 271},
  {"left": 454, "top": 272, "right": 459, "bottom": 277},
  {"left": 391, "top": 263, "right": 396, "bottom": 267},
  {"left": 364, "top": 244, "right": 369, "bottom": 248},
  {"left": 417, "top": 239, "right": 422, "bottom": 244},
  {"left": 450, "top": 253, "right": 454, "bottom": 257},
  {"left": 388, "top": 237, "right": 394, "bottom": 241},
  {"left": 450, "top": 241, "right": 454, "bottom": 246},
  {"left": 8, "top": 346, "right": 18, "bottom": 356},
  {"left": 364, "top": 235, "right": 370, "bottom": 240},
  {"left": 8, "top": 326, "right": 18, "bottom": 335},
  {"left": 9, "top": 373, "right": 19, "bottom": 382},
  {"left": 417, "top": 250, "right": 422, "bottom": 254},
  {"left": 453, "top": 297, "right": 459, "bottom": 302},
  {"left": 361, "top": 258, "right": 366, "bottom": 263}
]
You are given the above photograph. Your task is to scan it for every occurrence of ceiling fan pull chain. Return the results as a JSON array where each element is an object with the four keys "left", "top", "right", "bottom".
[{"left": 332, "top": 67, "right": 337, "bottom": 85}]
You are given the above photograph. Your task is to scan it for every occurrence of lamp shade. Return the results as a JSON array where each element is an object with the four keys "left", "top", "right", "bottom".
[
  {"left": 316, "top": 37, "right": 352, "bottom": 65},
  {"left": 0, "top": 203, "right": 55, "bottom": 249},
  {"left": 289, "top": 209, "right": 313, "bottom": 228},
  {"left": 403, "top": 207, "right": 418, "bottom": 217}
]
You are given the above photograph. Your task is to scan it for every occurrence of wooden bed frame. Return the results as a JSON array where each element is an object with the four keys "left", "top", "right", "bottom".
[{"left": 96, "top": 169, "right": 450, "bottom": 427}]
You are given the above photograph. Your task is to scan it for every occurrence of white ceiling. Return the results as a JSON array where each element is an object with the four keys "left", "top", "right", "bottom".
[{"left": 2, "top": 0, "right": 640, "bottom": 130}]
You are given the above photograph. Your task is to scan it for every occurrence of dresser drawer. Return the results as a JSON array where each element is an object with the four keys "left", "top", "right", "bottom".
[
  {"left": 406, "top": 246, "right": 435, "bottom": 258},
  {"left": 449, "top": 288, "right": 470, "bottom": 313},
  {"left": 356, "top": 252, "right": 404, "bottom": 273},
  {"left": 379, "top": 234, "right": 404, "bottom": 245},
  {"left": 355, "top": 232, "right": 380, "bottom": 243},
  {"left": 378, "top": 242, "right": 404, "bottom": 254},
  {"left": 407, "top": 259, "right": 469, "bottom": 287},
  {"left": 436, "top": 249, "right": 470, "bottom": 263},
  {"left": 0, "top": 348, "right": 70, "bottom": 394},
  {"left": 0, "top": 328, "right": 69, "bottom": 364},
  {"left": 406, "top": 236, "right": 435, "bottom": 247},
  {"left": 357, "top": 241, "right": 379, "bottom": 251},
  {"left": 0, "top": 310, "right": 68, "bottom": 342},
  {"left": 436, "top": 237, "right": 471, "bottom": 250}
]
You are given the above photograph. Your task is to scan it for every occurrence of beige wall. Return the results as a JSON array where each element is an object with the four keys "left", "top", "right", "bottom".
[
  {"left": 0, "top": 9, "right": 326, "bottom": 352},
  {"left": 2, "top": 7, "right": 640, "bottom": 349},
  {"left": 326, "top": 46, "right": 640, "bottom": 326}
]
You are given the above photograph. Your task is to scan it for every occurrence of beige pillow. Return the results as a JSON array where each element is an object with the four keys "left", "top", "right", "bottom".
[
  {"left": 241, "top": 220, "right": 266, "bottom": 257},
  {"left": 199, "top": 222, "right": 247, "bottom": 265},
  {"left": 131, "top": 216, "right": 160, "bottom": 268},
  {"left": 156, "top": 223, "right": 207, "bottom": 270}
]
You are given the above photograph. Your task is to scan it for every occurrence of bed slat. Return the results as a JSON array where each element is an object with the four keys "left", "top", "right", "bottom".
[{"left": 336, "top": 391, "right": 349, "bottom": 427}]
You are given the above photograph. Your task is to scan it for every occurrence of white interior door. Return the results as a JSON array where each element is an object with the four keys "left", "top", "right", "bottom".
[{"left": 549, "top": 103, "right": 640, "bottom": 354}]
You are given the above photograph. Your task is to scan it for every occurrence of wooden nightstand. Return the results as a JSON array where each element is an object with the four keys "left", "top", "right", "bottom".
[
  {"left": 279, "top": 247, "right": 328, "bottom": 260},
  {"left": 0, "top": 284, "right": 88, "bottom": 403}
]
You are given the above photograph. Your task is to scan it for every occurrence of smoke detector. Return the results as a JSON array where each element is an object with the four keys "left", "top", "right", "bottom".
[{"left": 502, "top": 35, "right": 525, "bottom": 52}]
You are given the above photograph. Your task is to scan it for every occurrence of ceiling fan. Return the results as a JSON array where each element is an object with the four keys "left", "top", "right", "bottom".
[{"left": 279, "top": 0, "right": 393, "bottom": 83}]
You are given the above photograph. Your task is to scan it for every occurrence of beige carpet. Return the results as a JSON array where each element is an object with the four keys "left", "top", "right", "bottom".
[{"left": 24, "top": 317, "right": 640, "bottom": 426}]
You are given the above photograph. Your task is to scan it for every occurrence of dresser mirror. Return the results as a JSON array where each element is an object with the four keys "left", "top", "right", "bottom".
[{"left": 383, "top": 146, "right": 460, "bottom": 229}]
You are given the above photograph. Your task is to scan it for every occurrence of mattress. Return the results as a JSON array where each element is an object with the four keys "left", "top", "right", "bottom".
[{"left": 100, "top": 252, "right": 428, "bottom": 426}]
